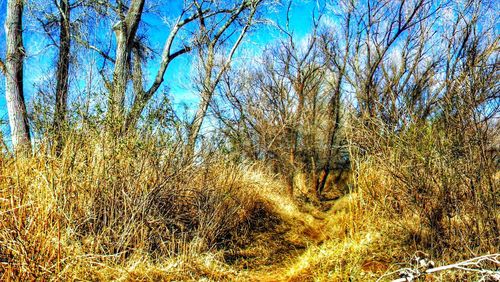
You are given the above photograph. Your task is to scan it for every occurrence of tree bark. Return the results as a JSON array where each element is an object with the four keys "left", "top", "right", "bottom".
[
  {"left": 4, "top": 0, "right": 30, "bottom": 154},
  {"left": 53, "top": 0, "right": 71, "bottom": 154},
  {"left": 109, "top": 0, "right": 145, "bottom": 122},
  {"left": 186, "top": 86, "right": 212, "bottom": 161}
]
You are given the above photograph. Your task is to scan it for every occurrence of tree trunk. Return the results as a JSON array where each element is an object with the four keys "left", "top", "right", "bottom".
[
  {"left": 109, "top": 32, "right": 129, "bottom": 121},
  {"left": 108, "top": 0, "right": 145, "bottom": 124},
  {"left": 183, "top": 0, "right": 258, "bottom": 161},
  {"left": 4, "top": 0, "right": 30, "bottom": 154},
  {"left": 186, "top": 88, "right": 212, "bottom": 161},
  {"left": 317, "top": 73, "right": 343, "bottom": 197},
  {"left": 185, "top": 33, "right": 216, "bottom": 162},
  {"left": 53, "top": 0, "right": 71, "bottom": 154}
]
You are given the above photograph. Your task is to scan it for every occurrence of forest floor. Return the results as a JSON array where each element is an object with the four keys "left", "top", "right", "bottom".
[
  {"left": 98, "top": 189, "right": 402, "bottom": 281},
  {"left": 227, "top": 193, "right": 394, "bottom": 281},
  {"left": 2, "top": 155, "right": 495, "bottom": 281}
]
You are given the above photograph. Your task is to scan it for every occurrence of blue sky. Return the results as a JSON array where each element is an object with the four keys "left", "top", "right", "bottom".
[{"left": 0, "top": 0, "right": 319, "bottom": 137}]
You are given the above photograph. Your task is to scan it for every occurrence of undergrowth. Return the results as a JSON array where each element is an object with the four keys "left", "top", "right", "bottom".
[{"left": 0, "top": 128, "right": 498, "bottom": 281}]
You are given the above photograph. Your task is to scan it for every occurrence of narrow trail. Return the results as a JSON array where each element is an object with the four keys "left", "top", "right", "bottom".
[{"left": 228, "top": 190, "right": 363, "bottom": 281}]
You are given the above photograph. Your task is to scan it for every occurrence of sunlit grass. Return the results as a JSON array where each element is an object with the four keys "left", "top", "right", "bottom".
[{"left": 0, "top": 131, "right": 497, "bottom": 281}]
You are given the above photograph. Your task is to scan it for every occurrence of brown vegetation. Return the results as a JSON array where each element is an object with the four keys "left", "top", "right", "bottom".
[{"left": 1, "top": 0, "right": 498, "bottom": 280}]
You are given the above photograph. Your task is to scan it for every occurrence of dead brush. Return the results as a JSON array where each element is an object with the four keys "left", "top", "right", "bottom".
[
  {"left": 349, "top": 119, "right": 499, "bottom": 260},
  {"left": 0, "top": 128, "right": 286, "bottom": 280},
  {"left": 0, "top": 157, "right": 73, "bottom": 280}
]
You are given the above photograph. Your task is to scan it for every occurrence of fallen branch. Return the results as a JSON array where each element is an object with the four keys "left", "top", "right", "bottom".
[{"left": 378, "top": 253, "right": 500, "bottom": 282}]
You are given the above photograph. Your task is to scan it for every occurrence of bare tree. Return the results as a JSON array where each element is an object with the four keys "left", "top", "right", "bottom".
[
  {"left": 53, "top": 0, "right": 71, "bottom": 153},
  {"left": 75, "top": 0, "right": 269, "bottom": 136},
  {"left": 342, "top": 0, "right": 499, "bottom": 254},
  {"left": 108, "top": 0, "right": 145, "bottom": 122},
  {"left": 185, "top": 0, "right": 263, "bottom": 161},
  {"left": 324, "top": 0, "right": 441, "bottom": 127},
  {"left": 212, "top": 28, "right": 340, "bottom": 198},
  {"left": 2, "top": 0, "right": 31, "bottom": 154}
]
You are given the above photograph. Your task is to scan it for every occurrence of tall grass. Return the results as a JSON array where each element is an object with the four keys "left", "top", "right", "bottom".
[
  {"left": 1, "top": 121, "right": 498, "bottom": 281},
  {"left": 0, "top": 127, "right": 303, "bottom": 280}
]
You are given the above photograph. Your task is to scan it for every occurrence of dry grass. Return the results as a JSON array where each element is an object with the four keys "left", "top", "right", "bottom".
[
  {"left": 0, "top": 130, "right": 498, "bottom": 281},
  {"left": 0, "top": 131, "right": 323, "bottom": 281}
]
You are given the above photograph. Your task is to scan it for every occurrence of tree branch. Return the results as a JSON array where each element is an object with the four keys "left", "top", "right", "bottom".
[
  {"left": 74, "top": 35, "right": 116, "bottom": 63},
  {"left": 0, "top": 59, "right": 5, "bottom": 75},
  {"left": 212, "top": 1, "right": 260, "bottom": 87},
  {"left": 144, "top": 7, "right": 211, "bottom": 99}
]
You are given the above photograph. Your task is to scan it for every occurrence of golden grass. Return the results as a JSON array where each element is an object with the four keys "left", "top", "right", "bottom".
[{"left": 0, "top": 134, "right": 497, "bottom": 281}]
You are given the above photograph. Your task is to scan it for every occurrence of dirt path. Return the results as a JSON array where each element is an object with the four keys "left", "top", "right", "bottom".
[{"left": 225, "top": 193, "right": 369, "bottom": 281}]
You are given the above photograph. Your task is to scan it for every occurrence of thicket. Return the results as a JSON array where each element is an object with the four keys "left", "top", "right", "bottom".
[{"left": 0, "top": 0, "right": 498, "bottom": 280}]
